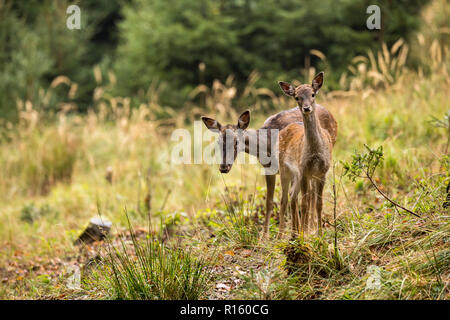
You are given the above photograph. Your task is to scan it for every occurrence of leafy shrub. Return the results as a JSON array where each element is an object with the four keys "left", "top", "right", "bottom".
[{"left": 20, "top": 203, "right": 59, "bottom": 223}]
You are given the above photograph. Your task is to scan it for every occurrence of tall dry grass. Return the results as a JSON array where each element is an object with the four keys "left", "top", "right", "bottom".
[
  {"left": 0, "top": 30, "right": 447, "bottom": 216},
  {"left": 0, "top": 10, "right": 449, "bottom": 299}
]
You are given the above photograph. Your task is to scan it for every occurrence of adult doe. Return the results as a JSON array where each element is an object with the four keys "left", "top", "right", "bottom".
[{"left": 278, "top": 72, "right": 335, "bottom": 237}]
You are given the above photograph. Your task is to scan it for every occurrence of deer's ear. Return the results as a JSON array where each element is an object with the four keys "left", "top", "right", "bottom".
[
  {"left": 312, "top": 72, "right": 324, "bottom": 92},
  {"left": 201, "top": 116, "right": 222, "bottom": 131},
  {"left": 237, "top": 110, "right": 250, "bottom": 130},
  {"left": 278, "top": 81, "right": 295, "bottom": 97}
]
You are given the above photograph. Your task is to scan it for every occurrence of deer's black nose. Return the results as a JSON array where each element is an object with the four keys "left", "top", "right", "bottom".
[
  {"left": 302, "top": 106, "right": 312, "bottom": 113},
  {"left": 219, "top": 164, "right": 231, "bottom": 173}
]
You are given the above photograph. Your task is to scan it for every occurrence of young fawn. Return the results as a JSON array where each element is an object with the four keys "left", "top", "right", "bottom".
[
  {"left": 202, "top": 103, "right": 337, "bottom": 236},
  {"left": 277, "top": 72, "right": 335, "bottom": 237}
]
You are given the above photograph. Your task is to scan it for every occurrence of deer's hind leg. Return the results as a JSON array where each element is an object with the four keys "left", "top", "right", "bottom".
[{"left": 263, "top": 174, "right": 276, "bottom": 236}]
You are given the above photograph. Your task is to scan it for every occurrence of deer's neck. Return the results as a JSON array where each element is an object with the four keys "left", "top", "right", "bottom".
[
  {"left": 303, "top": 108, "right": 324, "bottom": 151},
  {"left": 244, "top": 128, "right": 277, "bottom": 166},
  {"left": 244, "top": 129, "right": 260, "bottom": 157}
]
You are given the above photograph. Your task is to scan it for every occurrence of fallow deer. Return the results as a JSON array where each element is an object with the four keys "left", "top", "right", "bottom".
[
  {"left": 201, "top": 98, "right": 337, "bottom": 236},
  {"left": 277, "top": 72, "right": 335, "bottom": 237}
]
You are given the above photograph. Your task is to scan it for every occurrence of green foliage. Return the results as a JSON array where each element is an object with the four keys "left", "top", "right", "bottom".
[
  {"left": 342, "top": 145, "right": 420, "bottom": 217},
  {"left": 0, "top": 1, "right": 448, "bottom": 301},
  {"left": 20, "top": 203, "right": 59, "bottom": 223},
  {"left": 0, "top": 0, "right": 121, "bottom": 118},
  {"left": 0, "top": 0, "right": 432, "bottom": 115},
  {"left": 114, "top": 0, "right": 430, "bottom": 104},
  {"left": 342, "top": 145, "right": 384, "bottom": 181},
  {"left": 0, "top": 2, "right": 53, "bottom": 119}
]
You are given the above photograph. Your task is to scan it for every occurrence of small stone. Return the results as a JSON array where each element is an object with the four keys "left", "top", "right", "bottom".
[{"left": 75, "top": 217, "right": 112, "bottom": 245}]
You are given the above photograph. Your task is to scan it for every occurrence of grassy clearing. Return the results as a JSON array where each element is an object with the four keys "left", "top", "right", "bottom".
[{"left": 0, "top": 21, "right": 449, "bottom": 299}]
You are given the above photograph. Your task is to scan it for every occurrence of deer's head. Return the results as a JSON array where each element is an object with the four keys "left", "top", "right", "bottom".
[
  {"left": 278, "top": 72, "right": 324, "bottom": 116},
  {"left": 201, "top": 110, "right": 250, "bottom": 173}
]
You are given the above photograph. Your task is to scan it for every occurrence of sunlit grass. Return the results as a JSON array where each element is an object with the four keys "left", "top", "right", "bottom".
[
  {"left": 103, "top": 213, "right": 213, "bottom": 300},
  {"left": 0, "top": 32, "right": 448, "bottom": 299}
]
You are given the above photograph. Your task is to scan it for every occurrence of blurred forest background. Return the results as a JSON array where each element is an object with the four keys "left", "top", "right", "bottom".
[
  {"left": 0, "top": 0, "right": 449, "bottom": 300},
  {"left": 0, "top": 0, "right": 446, "bottom": 119}
]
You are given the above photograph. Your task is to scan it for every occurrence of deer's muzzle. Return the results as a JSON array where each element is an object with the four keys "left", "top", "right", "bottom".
[{"left": 219, "top": 164, "right": 232, "bottom": 173}]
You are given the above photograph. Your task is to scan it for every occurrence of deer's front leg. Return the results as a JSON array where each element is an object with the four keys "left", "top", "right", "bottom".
[
  {"left": 289, "top": 179, "right": 301, "bottom": 236},
  {"left": 263, "top": 174, "right": 276, "bottom": 236},
  {"left": 315, "top": 178, "right": 325, "bottom": 236},
  {"left": 300, "top": 177, "right": 309, "bottom": 235}
]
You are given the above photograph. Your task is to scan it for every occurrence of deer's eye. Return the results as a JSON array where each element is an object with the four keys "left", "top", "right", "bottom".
[{"left": 312, "top": 93, "right": 315, "bottom": 97}]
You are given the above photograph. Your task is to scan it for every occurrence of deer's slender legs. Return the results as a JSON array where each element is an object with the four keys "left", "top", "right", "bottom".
[
  {"left": 308, "top": 185, "right": 317, "bottom": 233},
  {"left": 300, "top": 177, "right": 309, "bottom": 235},
  {"left": 278, "top": 171, "right": 290, "bottom": 239},
  {"left": 304, "top": 181, "right": 314, "bottom": 233},
  {"left": 315, "top": 177, "right": 325, "bottom": 236},
  {"left": 263, "top": 174, "right": 276, "bottom": 236},
  {"left": 290, "top": 177, "right": 301, "bottom": 236}
]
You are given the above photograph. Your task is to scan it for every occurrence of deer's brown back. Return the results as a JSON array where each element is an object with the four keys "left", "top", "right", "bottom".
[{"left": 262, "top": 105, "right": 337, "bottom": 145}]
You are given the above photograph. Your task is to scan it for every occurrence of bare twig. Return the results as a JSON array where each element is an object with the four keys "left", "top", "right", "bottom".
[{"left": 365, "top": 173, "right": 420, "bottom": 218}]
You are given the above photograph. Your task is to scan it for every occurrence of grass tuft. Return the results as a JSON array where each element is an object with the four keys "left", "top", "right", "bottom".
[{"left": 105, "top": 213, "right": 213, "bottom": 300}]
